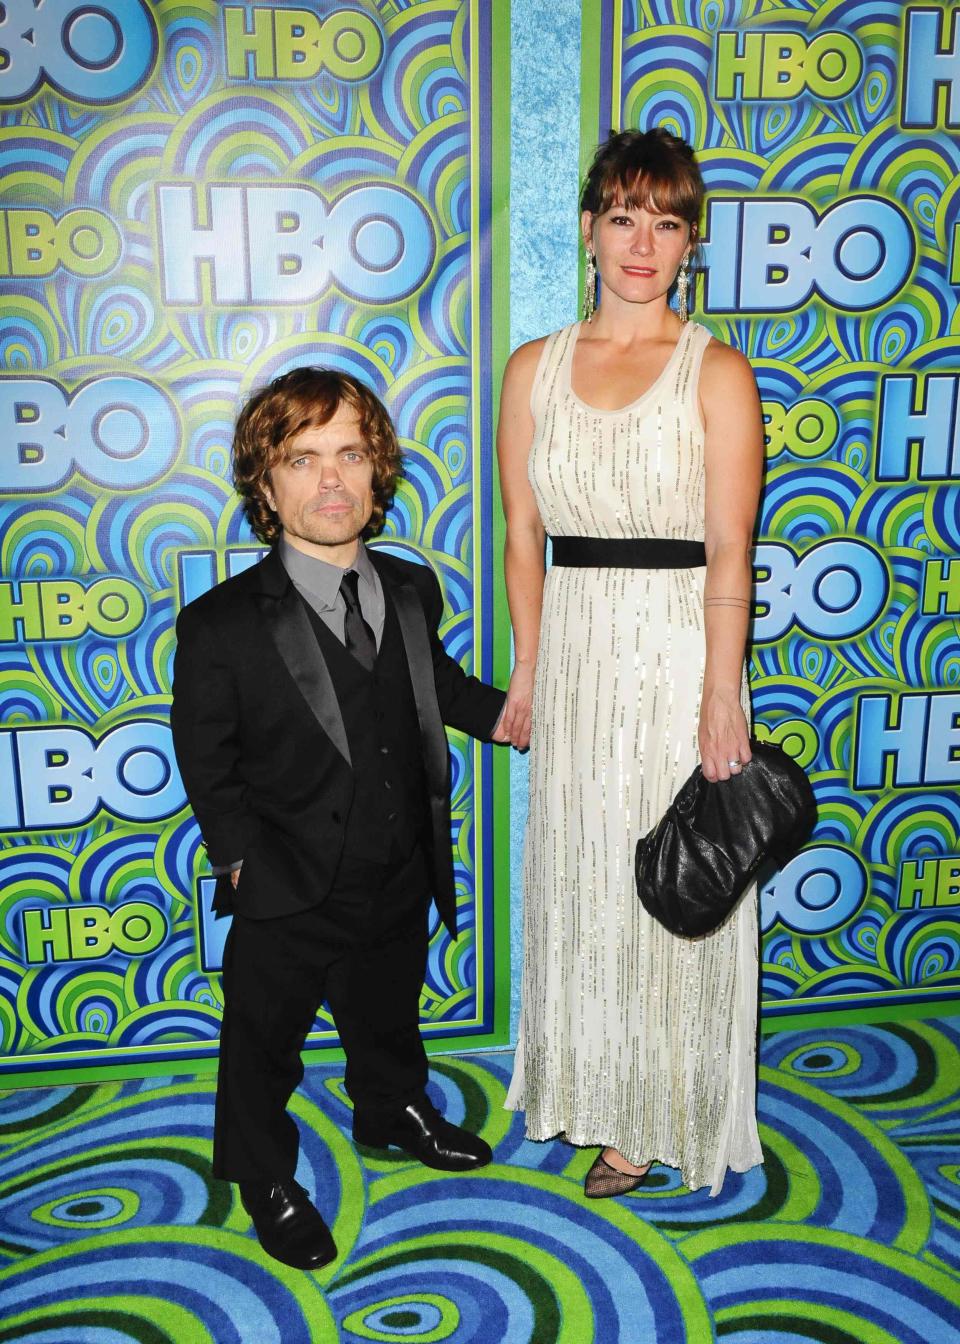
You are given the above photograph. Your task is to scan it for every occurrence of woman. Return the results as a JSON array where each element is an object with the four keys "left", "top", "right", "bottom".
[{"left": 498, "top": 128, "right": 765, "bottom": 1197}]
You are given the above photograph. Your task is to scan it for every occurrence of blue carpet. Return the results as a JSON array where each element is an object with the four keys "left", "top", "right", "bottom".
[{"left": 2, "top": 1020, "right": 960, "bottom": 1342}]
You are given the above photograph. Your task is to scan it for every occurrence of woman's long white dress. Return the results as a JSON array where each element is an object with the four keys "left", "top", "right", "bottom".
[{"left": 505, "top": 320, "right": 763, "bottom": 1195}]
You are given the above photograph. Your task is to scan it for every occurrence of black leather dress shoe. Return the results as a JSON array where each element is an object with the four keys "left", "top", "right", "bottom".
[
  {"left": 353, "top": 1098, "right": 492, "bottom": 1171},
  {"left": 238, "top": 1179, "right": 337, "bottom": 1270}
]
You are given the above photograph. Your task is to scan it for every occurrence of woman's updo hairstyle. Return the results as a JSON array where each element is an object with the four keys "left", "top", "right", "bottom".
[{"left": 580, "top": 127, "right": 704, "bottom": 240}]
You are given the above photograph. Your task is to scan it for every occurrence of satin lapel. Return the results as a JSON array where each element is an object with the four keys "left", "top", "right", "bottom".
[
  {"left": 388, "top": 579, "right": 449, "bottom": 788},
  {"left": 258, "top": 582, "right": 351, "bottom": 767}
]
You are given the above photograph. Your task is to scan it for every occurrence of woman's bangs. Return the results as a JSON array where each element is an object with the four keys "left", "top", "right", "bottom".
[{"left": 597, "top": 167, "right": 699, "bottom": 221}]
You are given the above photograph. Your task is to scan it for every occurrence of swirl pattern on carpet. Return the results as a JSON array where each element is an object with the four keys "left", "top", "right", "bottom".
[{"left": 2, "top": 1023, "right": 958, "bottom": 1341}]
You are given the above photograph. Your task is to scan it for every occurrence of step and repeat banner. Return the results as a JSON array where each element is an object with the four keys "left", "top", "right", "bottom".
[
  {"left": 0, "top": 0, "right": 510, "bottom": 1084},
  {"left": 586, "top": 0, "right": 960, "bottom": 1023},
  {"left": 4, "top": 0, "right": 959, "bottom": 1084}
]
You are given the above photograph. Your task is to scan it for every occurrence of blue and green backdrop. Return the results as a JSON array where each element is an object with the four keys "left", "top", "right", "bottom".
[
  {"left": 581, "top": 0, "right": 960, "bottom": 1027},
  {"left": 1, "top": 0, "right": 958, "bottom": 1086},
  {"left": 0, "top": 0, "right": 512, "bottom": 1085}
]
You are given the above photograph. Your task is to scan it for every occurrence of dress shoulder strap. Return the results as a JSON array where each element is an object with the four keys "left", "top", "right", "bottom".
[
  {"left": 676, "top": 322, "right": 714, "bottom": 422},
  {"left": 529, "top": 324, "right": 577, "bottom": 422}
]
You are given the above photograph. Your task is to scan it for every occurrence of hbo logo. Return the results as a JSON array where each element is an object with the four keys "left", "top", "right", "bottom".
[
  {"left": 0, "top": 376, "right": 179, "bottom": 493},
  {"left": 763, "top": 399, "right": 839, "bottom": 459},
  {"left": 0, "top": 723, "right": 185, "bottom": 830},
  {"left": 0, "top": 0, "right": 157, "bottom": 104},
  {"left": 854, "top": 692, "right": 960, "bottom": 790},
  {"left": 224, "top": 7, "right": 383, "bottom": 82},
  {"left": 0, "top": 578, "right": 146, "bottom": 643},
  {"left": 0, "top": 209, "right": 121, "bottom": 279},
  {"left": 753, "top": 540, "right": 889, "bottom": 643},
  {"left": 761, "top": 847, "right": 867, "bottom": 935},
  {"left": 22, "top": 901, "right": 167, "bottom": 965},
  {"left": 701, "top": 196, "right": 914, "bottom": 313},
  {"left": 156, "top": 183, "right": 436, "bottom": 307},
  {"left": 715, "top": 31, "right": 863, "bottom": 101}
]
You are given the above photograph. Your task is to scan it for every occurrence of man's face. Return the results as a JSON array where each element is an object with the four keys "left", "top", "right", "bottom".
[{"left": 263, "top": 404, "right": 375, "bottom": 560}]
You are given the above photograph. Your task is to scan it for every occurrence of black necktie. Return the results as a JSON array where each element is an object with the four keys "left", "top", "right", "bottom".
[{"left": 340, "top": 570, "right": 377, "bottom": 671}]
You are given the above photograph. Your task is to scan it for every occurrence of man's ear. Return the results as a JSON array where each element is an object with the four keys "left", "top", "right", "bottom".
[{"left": 261, "top": 476, "right": 276, "bottom": 511}]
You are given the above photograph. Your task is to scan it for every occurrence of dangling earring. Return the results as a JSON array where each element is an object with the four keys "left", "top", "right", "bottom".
[
  {"left": 676, "top": 253, "right": 690, "bottom": 324},
  {"left": 583, "top": 250, "right": 597, "bottom": 323}
]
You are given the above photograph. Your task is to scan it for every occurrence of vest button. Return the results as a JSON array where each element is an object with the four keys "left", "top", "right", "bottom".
[
  {"left": 380, "top": 746, "right": 389, "bottom": 755},
  {"left": 387, "top": 811, "right": 397, "bottom": 822},
  {"left": 384, "top": 780, "right": 392, "bottom": 790}
]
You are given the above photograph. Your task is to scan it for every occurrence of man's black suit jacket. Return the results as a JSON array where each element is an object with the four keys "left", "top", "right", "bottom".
[{"left": 170, "top": 546, "right": 504, "bottom": 936}]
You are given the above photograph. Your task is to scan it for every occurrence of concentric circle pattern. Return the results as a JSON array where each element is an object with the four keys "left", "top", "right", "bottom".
[
  {"left": 0, "top": 0, "right": 504, "bottom": 1081},
  {"left": 2, "top": 1031, "right": 959, "bottom": 1341},
  {"left": 595, "top": 0, "right": 960, "bottom": 1029}
]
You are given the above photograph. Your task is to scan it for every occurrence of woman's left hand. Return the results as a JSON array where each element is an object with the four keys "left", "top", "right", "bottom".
[{"left": 698, "top": 688, "right": 752, "bottom": 782}]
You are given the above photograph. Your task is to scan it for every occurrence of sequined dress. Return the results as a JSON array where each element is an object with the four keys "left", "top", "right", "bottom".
[{"left": 505, "top": 320, "right": 763, "bottom": 1195}]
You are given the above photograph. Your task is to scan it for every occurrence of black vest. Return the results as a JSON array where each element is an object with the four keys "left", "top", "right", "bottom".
[{"left": 303, "top": 591, "right": 427, "bottom": 864}]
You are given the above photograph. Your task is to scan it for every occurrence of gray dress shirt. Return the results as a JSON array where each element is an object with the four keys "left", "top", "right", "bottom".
[{"left": 280, "top": 536, "right": 385, "bottom": 647}]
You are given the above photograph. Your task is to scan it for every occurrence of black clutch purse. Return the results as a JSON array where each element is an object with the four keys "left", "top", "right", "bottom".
[{"left": 634, "top": 740, "right": 816, "bottom": 938}]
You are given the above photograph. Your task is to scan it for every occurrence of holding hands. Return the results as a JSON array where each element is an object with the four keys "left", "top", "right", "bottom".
[{"left": 497, "top": 660, "right": 534, "bottom": 751}]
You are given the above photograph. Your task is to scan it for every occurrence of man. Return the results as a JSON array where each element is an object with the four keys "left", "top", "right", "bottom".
[{"left": 171, "top": 368, "right": 508, "bottom": 1271}]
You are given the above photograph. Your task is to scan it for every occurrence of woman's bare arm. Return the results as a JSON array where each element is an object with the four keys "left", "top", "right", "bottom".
[
  {"left": 698, "top": 340, "right": 764, "bottom": 782},
  {"left": 496, "top": 338, "right": 547, "bottom": 750}
]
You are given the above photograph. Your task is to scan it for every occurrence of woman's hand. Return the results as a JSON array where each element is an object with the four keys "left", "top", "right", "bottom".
[
  {"left": 698, "top": 687, "right": 751, "bottom": 782},
  {"left": 500, "top": 661, "right": 535, "bottom": 750}
]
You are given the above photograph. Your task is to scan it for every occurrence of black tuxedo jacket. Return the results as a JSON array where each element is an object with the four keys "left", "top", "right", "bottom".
[{"left": 170, "top": 546, "right": 504, "bottom": 936}]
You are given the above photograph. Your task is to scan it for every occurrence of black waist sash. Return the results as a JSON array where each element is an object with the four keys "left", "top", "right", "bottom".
[{"left": 550, "top": 537, "right": 707, "bottom": 568}]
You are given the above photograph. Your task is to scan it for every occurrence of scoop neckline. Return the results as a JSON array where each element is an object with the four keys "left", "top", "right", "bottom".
[{"left": 565, "top": 319, "right": 696, "bottom": 416}]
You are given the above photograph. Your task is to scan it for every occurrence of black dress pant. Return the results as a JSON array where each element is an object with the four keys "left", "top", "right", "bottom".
[{"left": 213, "top": 846, "right": 431, "bottom": 1182}]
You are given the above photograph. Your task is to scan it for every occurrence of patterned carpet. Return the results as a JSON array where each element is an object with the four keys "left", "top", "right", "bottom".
[{"left": 2, "top": 1019, "right": 960, "bottom": 1343}]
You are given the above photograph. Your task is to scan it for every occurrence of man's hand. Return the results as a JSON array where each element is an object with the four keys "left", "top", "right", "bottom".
[{"left": 491, "top": 715, "right": 511, "bottom": 744}]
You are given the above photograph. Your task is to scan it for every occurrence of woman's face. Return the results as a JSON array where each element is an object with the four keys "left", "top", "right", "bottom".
[{"left": 582, "top": 196, "right": 693, "bottom": 312}]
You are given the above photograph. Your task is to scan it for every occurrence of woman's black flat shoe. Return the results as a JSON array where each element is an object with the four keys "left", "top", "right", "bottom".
[{"left": 583, "top": 1152, "right": 650, "bottom": 1199}]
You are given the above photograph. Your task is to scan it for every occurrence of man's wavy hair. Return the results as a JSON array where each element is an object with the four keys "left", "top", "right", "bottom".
[{"left": 232, "top": 367, "right": 403, "bottom": 545}]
